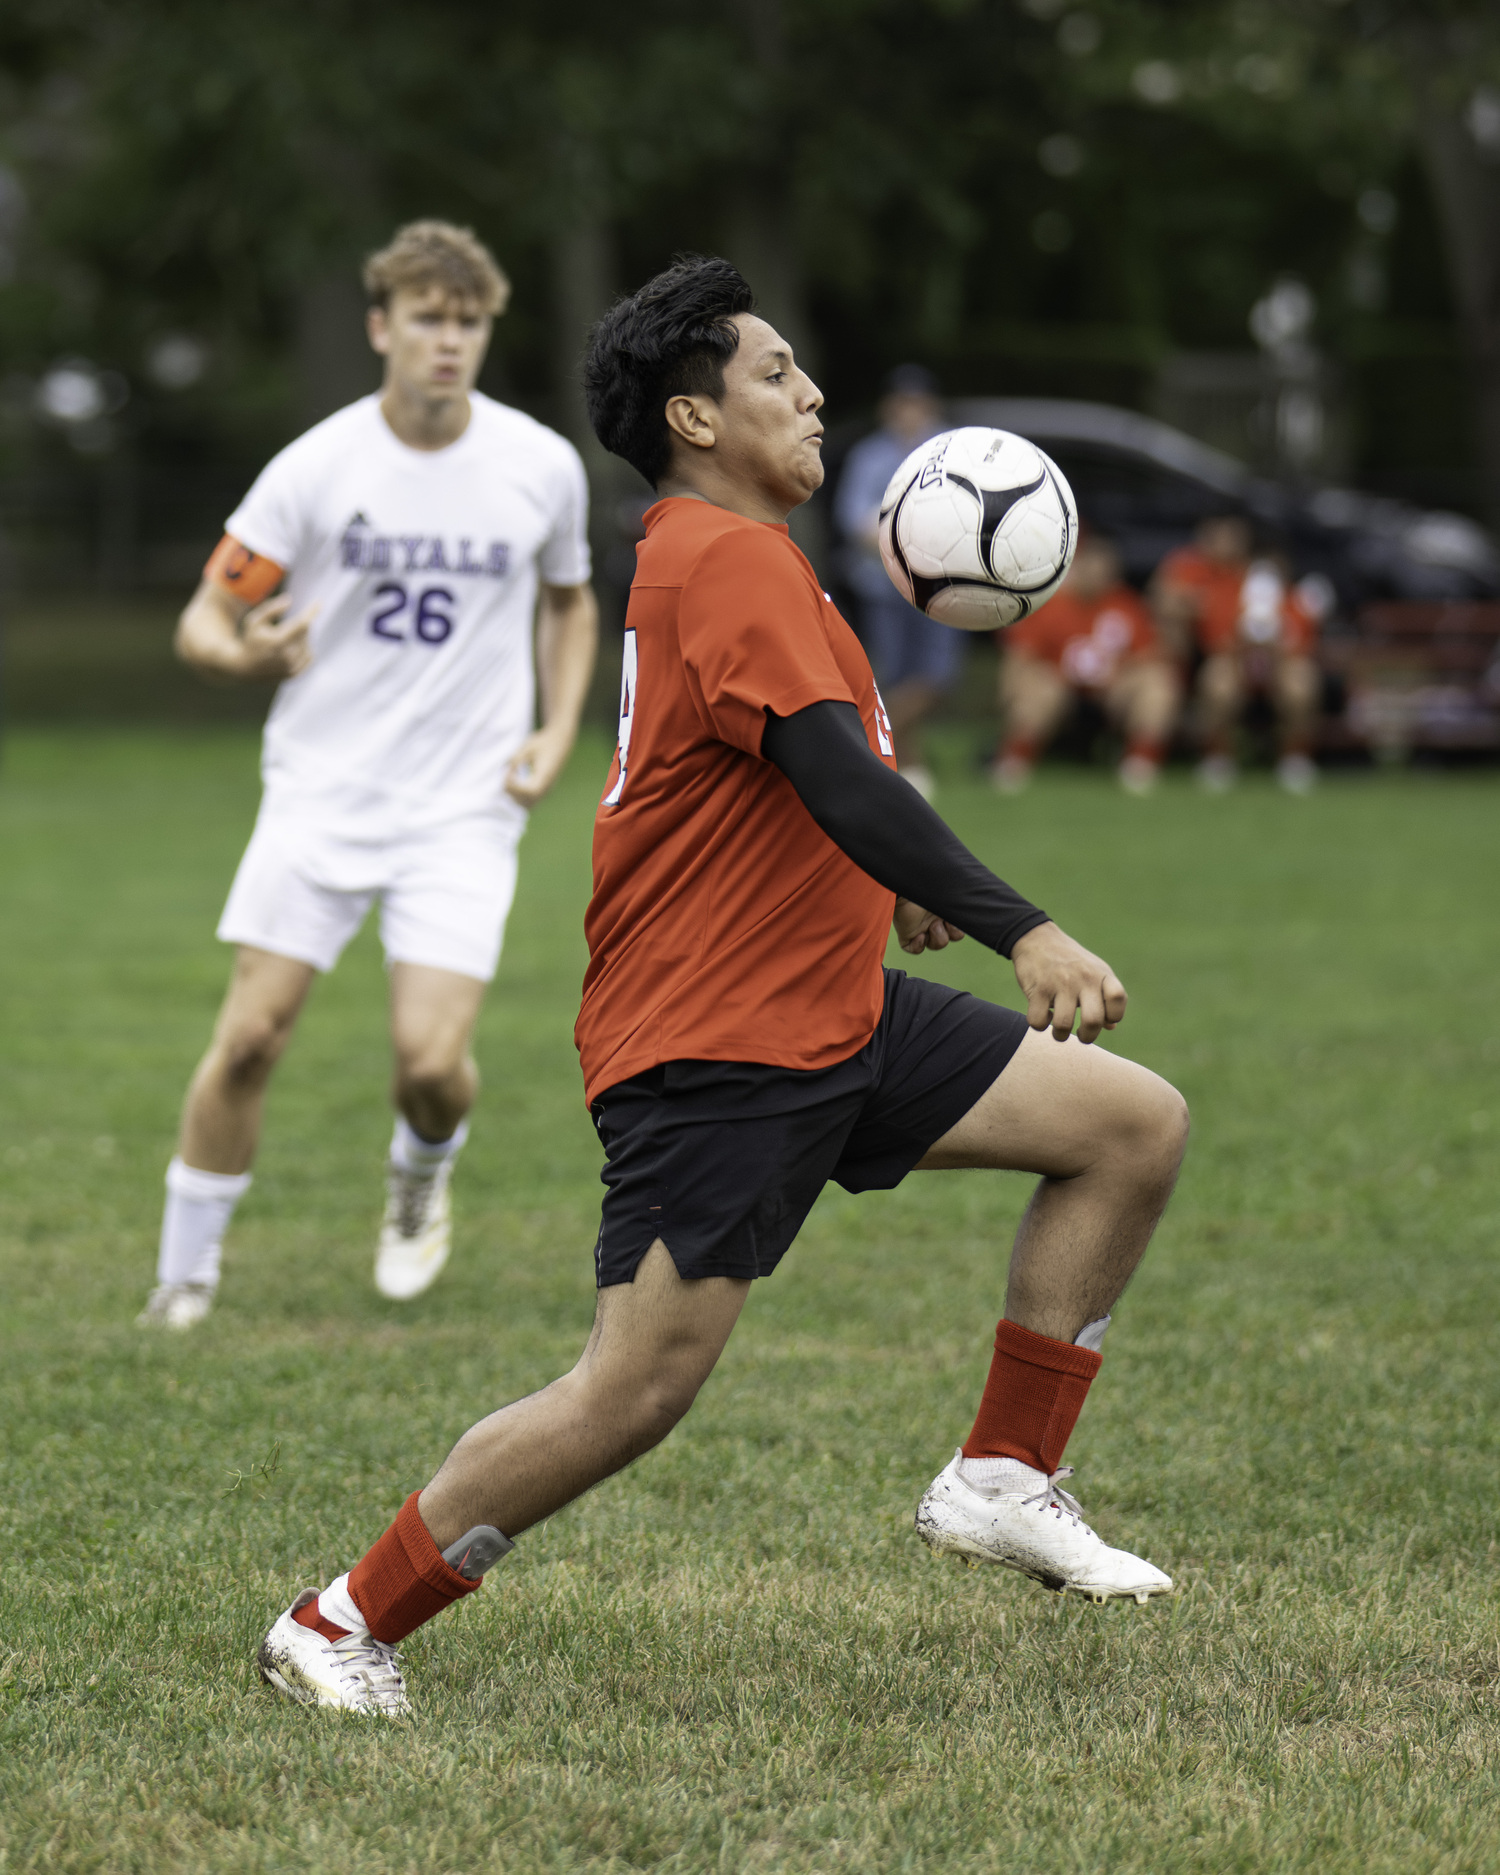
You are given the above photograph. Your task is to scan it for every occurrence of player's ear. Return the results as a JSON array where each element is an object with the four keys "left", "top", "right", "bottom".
[
  {"left": 664, "top": 394, "right": 718, "bottom": 453},
  {"left": 367, "top": 306, "right": 391, "bottom": 357}
]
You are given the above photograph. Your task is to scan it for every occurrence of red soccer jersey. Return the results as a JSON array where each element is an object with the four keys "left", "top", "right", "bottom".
[
  {"left": 1157, "top": 547, "right": 1317, "bottom": 656},
  {"left": 1007, "top": 584, "right": 1161, "bottom": 687},
  {"left": 575, "top": 497, "right": 899, "bottom": 1105}
]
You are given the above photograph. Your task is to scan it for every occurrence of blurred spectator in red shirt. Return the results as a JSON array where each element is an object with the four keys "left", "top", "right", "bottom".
[
  {"left": 834, "top": 365, "right": 955, "bottom": 801},
  {"left": 991, "top": 534, "right": 1181, "bottom": 796},
  {"left": 1153, "top": 512, "right": 1327, "bottom": 794}
]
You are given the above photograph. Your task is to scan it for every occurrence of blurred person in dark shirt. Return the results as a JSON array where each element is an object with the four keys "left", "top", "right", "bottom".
[
  {"left": 1153, "top": 513, "right": 1326, "bottom": 794},
  {"left": 992, "top": 534, "right": 1180, "bottom": 796},
  {"left": 834, "top": 364, "right": 960, "bottom": 801}
]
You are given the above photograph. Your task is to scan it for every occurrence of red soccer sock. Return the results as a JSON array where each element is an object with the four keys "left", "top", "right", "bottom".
[
  {"left": 294, "top": 1492, "right": 481, "bottom": 1645},
  {"left": 1125, "top": 736, "right": 1164, "bottom": 766},
  {"left": 1000, "top": 736, "right": 1039, "bottom": 765},
  {"left": 961, "top": 1318, "right": 1102, "bottom": 1474}
]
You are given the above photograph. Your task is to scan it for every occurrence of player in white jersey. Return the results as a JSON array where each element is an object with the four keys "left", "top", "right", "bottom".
[{"left": 137, "top": 221, "right": 598, "bottom": 1329}]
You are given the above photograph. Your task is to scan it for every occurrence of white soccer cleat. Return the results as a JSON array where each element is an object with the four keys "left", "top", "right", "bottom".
[
  {"left": 136, "top": 1282, "right": 215, "bottom": 1330},
  {"left": 915, "top": 1450, "right": 1173, "bottom": 1606},
  {"left": 989, "top": 755, "right": 1033, "bottom": 796},
  {"left": 257, "top": 1591, "right": 411, "bottom": 1716},
  {"left": 374, "top": 1159, "right": 454, "bottom": 1300},
  {"left": 1275, "top": 752, "right": 1318, "bottom": 795},
  {"left": 1195, "top": 754, "right": 1237, "bottom": 793},
  {"left": 1117, "top": 754, "right": 1160, "bottom": 797}
]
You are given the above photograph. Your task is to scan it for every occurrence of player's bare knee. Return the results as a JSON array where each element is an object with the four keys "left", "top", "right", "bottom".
[
  {"left": 1103, "top": 1073, "right": 1189, "bottom": 1190},
  {"left": 1136, "top": 1079, "right": 1190, "bottom": 1187},
  {"left": 395, "top": 1054, "right": 465, "bottom": 1107},
  {"left": 217, "top": 1014, "right": 291, "bottom": 1088},
  {"left": 634, "top": 1372, "right": 702, "bottom": 1439},
  {"left": 628, "top": 1335, "right": 720, "bottom": 1434},
  {"left": 1156, "top": 1081, "right": 1191, "bottom": 1169}
]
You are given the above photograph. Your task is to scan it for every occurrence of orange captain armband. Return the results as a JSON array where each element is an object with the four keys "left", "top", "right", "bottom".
[{"left": 203, "top": 534, "right": 286, "bottom": 605}]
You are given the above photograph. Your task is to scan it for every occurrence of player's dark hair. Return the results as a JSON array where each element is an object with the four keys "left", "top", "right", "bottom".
[{"left": 583, "top": 256, "right": 756, "bottom": 488}]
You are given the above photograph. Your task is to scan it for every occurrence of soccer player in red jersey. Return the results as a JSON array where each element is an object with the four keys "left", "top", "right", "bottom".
[
  {"left": 1153, "top": 513, "right": 1323, "bottom": 793},
  {"left": 257, "top": 259, "right": 1189, "bottom": 1716},
  {"left": 992, "top": 534, "right": 1181, "bottom": 795}
]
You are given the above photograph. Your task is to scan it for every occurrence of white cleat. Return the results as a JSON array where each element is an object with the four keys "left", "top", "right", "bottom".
[
  {"left": 257, "top": 1591, "right": 411, "bottom": 1716},
  {"left": 989, "top": 756, "right": 1033, "bottom": 796},
  {"left": 900, "top": 763, "right": 938, "bottom": 803},
  {"left": 1117, "top": 754, "right": 1160, "bottom": 797},
  {"left": 914, "top": 1450, "right": 1173, "bottom": 1606},
  {"left": 136, "top": 1282, "right": 215, "bottom": 1330},
  {"left": 374, "top": 1159, "right": 454, "bottom": 1300},
  {"left": 1275, "top": 752, "right": 1318, "bottom": 795},
  {"left": 1195, "top": 754, "right": 1237, "bottom": 793}
]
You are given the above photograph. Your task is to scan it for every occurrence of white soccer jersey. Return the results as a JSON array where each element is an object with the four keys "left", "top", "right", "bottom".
[{"left": 224, "top": 392, "right": 590, "bottom": 834}]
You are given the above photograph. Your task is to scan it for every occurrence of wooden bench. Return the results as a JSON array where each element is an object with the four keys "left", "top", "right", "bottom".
[{"left": 1320, "top": 602, "right": 1500, "bottom": 757}]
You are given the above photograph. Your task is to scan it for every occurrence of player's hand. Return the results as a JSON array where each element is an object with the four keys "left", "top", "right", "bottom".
[
  {"left": 504, "top": 722, "right": 575, "bottom": 807},
  {"left": 1010, "top": 921, "right": 1126, "bottom": 1044},
  {"left": 235, "top": 596, "right": 315, "bottom": 680},
  {"left": 893, "top": 898, "right": 965, "bottom": 955}
]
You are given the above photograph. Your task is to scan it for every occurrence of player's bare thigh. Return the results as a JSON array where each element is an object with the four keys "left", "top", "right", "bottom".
[
  {"left": 1001, "top": 653, "right": 1070, "bottom": 739},
  {"left": 1197, "top": 652, "right": 1244, "bottom": 714},
  {"left": 388, "top": 962, "right": 488, "bottom": 1079},
  {"left": 1272, "top": 651, "right": 1320, "bottom": 716},
  {"left": 1106, "top": 658, "right": 1179, "bottom": 739},
  {"left": 914, "top": 1026, "right": 1188, "bottom": 1179}
]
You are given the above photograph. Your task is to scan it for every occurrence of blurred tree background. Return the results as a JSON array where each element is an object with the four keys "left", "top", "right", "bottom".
[{"left": 0, "top": 0, "right": 1495, "bottom": 705}]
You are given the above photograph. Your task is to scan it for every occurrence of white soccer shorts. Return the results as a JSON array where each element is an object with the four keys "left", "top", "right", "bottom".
[{"left": 217, "top": 805, "right": 523, "bottom": 982}]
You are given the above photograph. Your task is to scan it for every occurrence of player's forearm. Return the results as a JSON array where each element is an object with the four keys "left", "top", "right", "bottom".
[
  {"left": 175, "top": 584, "right": 249, "bottom": 680},
  {"left": 535, "top": 586, "right": 599, "bottom": 734},
  {"left": 761, "top": 701, "right": 1049, "bottom": 957}
]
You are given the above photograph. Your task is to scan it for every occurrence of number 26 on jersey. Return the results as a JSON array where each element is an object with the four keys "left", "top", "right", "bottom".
[{"left": 367, "top": 582, "right": 456, "bottom": 645}]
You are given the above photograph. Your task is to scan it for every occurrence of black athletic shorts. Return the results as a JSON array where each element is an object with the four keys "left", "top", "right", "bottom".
[{"left": 589, "top": 967, "right": 1029, "bottom": 1287}]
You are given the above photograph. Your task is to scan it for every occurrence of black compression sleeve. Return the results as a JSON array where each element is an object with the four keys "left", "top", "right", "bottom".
[{"left": 760, "top": 699, "right": 1049, "bottom": 957}]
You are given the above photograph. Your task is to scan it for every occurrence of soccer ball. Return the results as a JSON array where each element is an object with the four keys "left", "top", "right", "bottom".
[{"left": 878, "top": 427, "right": 1078, "bottom": 630}]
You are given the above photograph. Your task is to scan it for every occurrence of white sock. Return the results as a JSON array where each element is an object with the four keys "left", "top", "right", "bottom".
[
  {"left": 157, "top": 1158, "right": 251, "bottom": 1288},
  {"left": 316, "top": 1572, "right": 366, "bottom": 1635},
  {"left": 958, "top": 1454, "right": 1046, "bottom": 1493},
  {"left": 390, "top": 1115, "right": 469, "bottom": 1178}
]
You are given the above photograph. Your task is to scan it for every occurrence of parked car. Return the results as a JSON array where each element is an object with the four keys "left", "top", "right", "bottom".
[{"left": 948, "top": 398, "right": 1500, "bottom": 755}]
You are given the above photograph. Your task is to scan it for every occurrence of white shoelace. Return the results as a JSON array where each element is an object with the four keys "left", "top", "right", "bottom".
[
  {"left": 1021, "top": 1467, "right": 1084, "bottom": 1522},
  {"left": 330, "top": 1629, "right": 407, "bottom": 1710}
]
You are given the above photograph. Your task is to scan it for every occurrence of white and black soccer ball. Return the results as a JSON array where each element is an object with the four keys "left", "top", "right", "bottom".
[{"left": 878, "top": 427, "right": 1078, "bottom": 630}]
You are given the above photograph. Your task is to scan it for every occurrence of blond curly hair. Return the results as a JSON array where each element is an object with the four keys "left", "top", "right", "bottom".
[{"left": 362, "top": 221, "right": 510, "bottom": 316}]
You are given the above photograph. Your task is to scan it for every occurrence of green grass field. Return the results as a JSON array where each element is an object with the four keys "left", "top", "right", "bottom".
[{"left": 3, "top": 728, "right": 1499, "bottom": 1873}]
